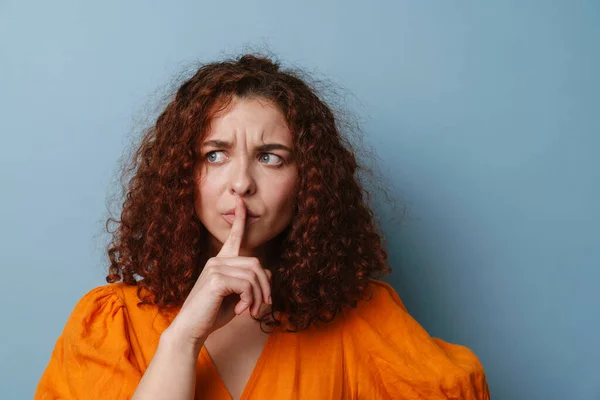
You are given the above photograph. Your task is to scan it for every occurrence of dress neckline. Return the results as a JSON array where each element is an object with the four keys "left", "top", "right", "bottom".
[{"left": 200, "top": 326, "right": 278, "bottom": 400}]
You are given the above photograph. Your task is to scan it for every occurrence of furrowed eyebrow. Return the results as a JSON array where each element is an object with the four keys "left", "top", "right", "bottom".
[
  {"left": 201, "top": 140, "right": 232, "bottom": 149},
  {"left": 201, "top": 140, "right": 292, "bottom": 153},
  {"left": 256, "top": 143, "right": 293, "bottom": 152}
]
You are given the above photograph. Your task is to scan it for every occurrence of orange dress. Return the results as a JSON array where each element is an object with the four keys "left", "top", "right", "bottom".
[{"left": 35, "top": 280, "right": 490, "bottom": 399}]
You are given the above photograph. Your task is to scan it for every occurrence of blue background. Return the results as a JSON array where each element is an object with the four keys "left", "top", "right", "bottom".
[{"left": 1, "top": 1, "right": 598, "bottom": 399}]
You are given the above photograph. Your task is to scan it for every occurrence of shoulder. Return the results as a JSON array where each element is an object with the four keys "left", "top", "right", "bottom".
[
  {"left": 343, "top": 278, "right": 475, "bottom": 356},
  {"left": 69, "top": 284, "right": 125, "bottom": 316},
  {"left": 69, "top": 282, "right": 139, "bottom": 313},
  {"left": 62, "top": 284, "right": 125, "bottom": 335},
  {"left": 343, "top": 279, "right": 409, "bottom": 334},
  {"left": 356, "top": 278, "right": 407, "bottom": 311},
  {"left": 73, "top": 281, "right": 152, "bottom": 307},
  {"left": 343, "top": 278, "right": 453, "bottom": 353},
  {"left": 62, "top": 282, "right": 152, "bottom": 338},
  {"left": 35, "top": 283, "right": 146, "bottom": 398},
  {"left": 341, "top": 279, "right": 490, "bottom": 399}
]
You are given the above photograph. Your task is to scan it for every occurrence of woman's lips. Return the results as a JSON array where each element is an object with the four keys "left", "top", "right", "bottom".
[{"left": 221, "top": 214, "right": 260, "bottom": 225}]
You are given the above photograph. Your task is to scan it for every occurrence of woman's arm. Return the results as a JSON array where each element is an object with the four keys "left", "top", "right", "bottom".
[
  {"left": 132, "top": 198, "right": 272, "bottom": 399},
  {"left": 132, "top": 326, "right": 206, "bottom": 400}
]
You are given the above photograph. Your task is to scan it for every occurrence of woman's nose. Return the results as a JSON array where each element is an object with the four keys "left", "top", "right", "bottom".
[{"left": 228, "top": 159, "right": 256, "bottom": 196}]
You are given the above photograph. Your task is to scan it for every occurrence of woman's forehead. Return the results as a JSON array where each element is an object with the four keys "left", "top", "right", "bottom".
[{"left": 202, "top": 97, "right": 292, "bottom": 145}]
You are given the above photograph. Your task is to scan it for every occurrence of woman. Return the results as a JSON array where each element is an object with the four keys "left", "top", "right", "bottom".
[{"left": 35, "top": 54, "right": 490, "bottom": 399}]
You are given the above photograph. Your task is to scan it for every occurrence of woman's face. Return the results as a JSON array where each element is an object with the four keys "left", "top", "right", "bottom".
[{"left": 194, "top": 96, "right": 298, "bottom": 257}]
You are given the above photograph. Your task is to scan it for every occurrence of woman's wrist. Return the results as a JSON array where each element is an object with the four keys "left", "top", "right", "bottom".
[
  {"left": 132, "top": 324, "right": 203, "bottom": 400},
  {"left": 160, "top": 324, "right": 207, "bottom": 359}
]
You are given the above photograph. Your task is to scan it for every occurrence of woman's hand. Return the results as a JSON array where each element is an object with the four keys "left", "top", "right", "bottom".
[{"left": 166, "top": 197, "right": 272, "bottom": 349}]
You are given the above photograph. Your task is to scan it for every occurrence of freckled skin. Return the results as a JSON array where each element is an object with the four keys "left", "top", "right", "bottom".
[{"left": 193, "top": 96, "right": 298, "bottom": 259}]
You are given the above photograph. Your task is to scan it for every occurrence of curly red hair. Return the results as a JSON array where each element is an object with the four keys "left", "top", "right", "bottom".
[{"left": 106, "top": 53, "right": 395, "bottom": 332}]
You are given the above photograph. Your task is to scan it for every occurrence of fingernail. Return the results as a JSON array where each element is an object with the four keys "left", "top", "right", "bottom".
[{"left": 268, "top": 295, "right": 272, "bottom": 304}]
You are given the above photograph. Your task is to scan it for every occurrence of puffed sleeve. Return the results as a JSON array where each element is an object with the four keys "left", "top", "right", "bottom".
[
  {"left": 345, "top": 280, "right": 490, "bottom": 400},
  {"left": 35, "top": 285, "right": 143, "bottom": 400}
]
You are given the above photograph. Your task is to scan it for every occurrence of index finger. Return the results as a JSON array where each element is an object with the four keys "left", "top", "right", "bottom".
[{"left": 217, "top": 197, "right": 247, "bottom": 257}]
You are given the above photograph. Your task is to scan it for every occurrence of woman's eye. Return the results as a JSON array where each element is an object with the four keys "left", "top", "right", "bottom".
[
  {"left": 205, "top": 151, "right": 226, "bottom": 163},
  {"left": 259, "top": 153, "right": 283, "bottom": 166}
]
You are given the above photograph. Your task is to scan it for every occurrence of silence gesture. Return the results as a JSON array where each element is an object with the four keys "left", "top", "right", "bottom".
[{"left": 167, "top": 197, "right": 273, "bottom": 349}]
